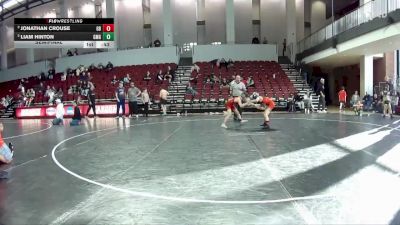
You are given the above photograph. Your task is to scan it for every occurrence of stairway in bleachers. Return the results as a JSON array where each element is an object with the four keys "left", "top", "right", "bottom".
[
  {"left": 280, "top": 63, "right": 319, "bottom": 110},
  {"left": 167, "top": 65, "right": 192, "bottom": 113}
]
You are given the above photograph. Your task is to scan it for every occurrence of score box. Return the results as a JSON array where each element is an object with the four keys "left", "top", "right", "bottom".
[
  {"left": 102, "top": 32, "right": 114, "bottom": 41},
  {"left": 102, "top": 24, "right": 114, "bottom": 32}
]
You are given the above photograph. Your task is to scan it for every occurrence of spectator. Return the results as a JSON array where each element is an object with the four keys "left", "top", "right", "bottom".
[
  {"left": 45, "top": 86, "right": 55, "bottom": 105},
  {"left": 154, "top": 38, "right": 161, "bottom": 47},
  {"left": 350, "top": 91, "right": 360, "bottom": 107},
  {"left": 220, "top": 78, "right": 229, "bottom": 88},
  {"left": 338, "top": 86, "right": 347, "bottom": 113},
  {"left": 86, "top": 80, "right": 97, "bottom": 118},
  {"left": 164, "top": 70, "right": 172, "bottom": 82},
  {"left": 61, "top": 72, "right": 67, "bottom": 82},
  {"left": 106, "top": 61, "right": 113, "bottom": 71},
  {"left": 191, "top": 64, "right": 200, "bottom": 73},
  {"left": 186, "top": 82, "right": 198, "bottom": 97},
  {"left": 262, "top": 37, "right": 268, "bottom": 44},
  {"left": 303, "top": 91, "right": 312, "bottom": 114},
  {"left": 252, "top": 37, "right": 260, "bottom": 44},
  {"left": 1, "top": 97, "right": 8, "bottom": 109},
  {"left": 247, "top": 76, "right": 255, "bottom": 87},
  {"left": 144, "top": 71, "right": 152, "bottom": 81},
  {"left": 190, "top": 74, "right": 199, "bottom": 85},
  {"left": 354, "top": 100, "right": 363, "bottom": 116},
  {"left": 52, "top": 99, "right": 64, "bottom": 125},
  {"left": 363, "top": 92, "right": 372, "bottom": 111},
  {"left": 0, "top": 122, "right": 14, "bottom": 164},
  {"left": 159, "top": 89, "right": 169, "bottom": 115},
  {"left": 383, "top": 91, "right": 393, "bottom": 118},
  {"left": 141, "top": 88, "right": 150, "bottom": 117},
  {"left": 157, "top": 70, "right": 164, "bottom": 83},
  {"left": 111, "top": 75, "right": 119, "bottom": 85},
  {"left": 67, "top": 49, "right": 73, "bottom": 57},
  {"left": 70, "top": 101, "right": 82, "bottom": 126},
  {"left": 227, "top": 59, "right": 234, "bottom": 68},
  {"left": 372, "top": 92, "right": 380, "bottom": 112},
  {"left": 73, "top": 48, "right": 78, "bottom": 56},
  {"left": 123, "top": 74, "right": 131, "bottom": 84},
  {"left": 288, "top": 93, "right": 296, "bottom": 112},
  {"left": 88, "top": 63, "right": 96, "bottom": 71},
  {"left": 316, "top": 78, "right": 326, "bottom": 113},
  {"left": 55, "top": 88, "right": 64, "bottom": 101},
  {"left": 48, "top": 68, "right": 55, "bottom": 80},
  {"left": 282, "top": 38, "right": 287, "bottom": 56},
  {"left": 18, "top": 83, "right": 26, "bottom": 96},
  {"left": 98, "top": 63, "right": 104, "bottom": 70},
  {"left": 115, "top": 82, "right": 126, "bottom": 118},
  {"left": 25, "top": 89, "right": 35, "bottom": 107},
  {"left": 127, "top": 82, "right": 141, "bottom": 119},
  {"left": 295, "top": 92, "right": 304, "bottom": 111}
]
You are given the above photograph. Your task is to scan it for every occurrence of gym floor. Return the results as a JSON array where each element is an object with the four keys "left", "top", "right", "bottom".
[{"left": 1, "top": 113, "right": 400, "bottom": 225}]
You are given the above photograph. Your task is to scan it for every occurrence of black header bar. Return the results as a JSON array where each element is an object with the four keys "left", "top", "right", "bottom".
[
  {"left": 15, "top": 32, "right": 104, "bottom": 41},
  {"left": 14, "top": 18, "right": 114, "bottom": 24}
]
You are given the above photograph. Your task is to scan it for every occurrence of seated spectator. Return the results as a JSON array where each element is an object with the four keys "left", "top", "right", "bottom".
[
  {"left": 18, "top": 83, "right": 26, "bottom": 96},
  {"left": 68, "top": 86, "right": 74, "bottom": 95},
  {"left": 363, "top": 92, "right": 372, "bottom": 111},
  {"left": 52, "top": 99, "right": 64, "bottom": 125},
  {"left": 157, "top": 70, "right": 164, "bottom": 82},
  {"left": 288, "top": 93, "right": 296, "bottom": 112},
  {"left": 350, "top": 91, "right": 360, "bottom": 106},
  {"left": 73, "top": 48, "right": 78, "bottom": 56},
  {"left": 294, "top": 92, "right": 304, "bottom": 111},
  {"left": 67, "top": 49, "right": 73, "bottom": 57},
  {"left": 186, "top": 82, "right": 198, "bottom": 97},
  {"left": 189, "top": 74, "right": 199, "bottom": 85},
  {"left": 70, "top": 101, "right": 82, "bottom": 126},
  {"left": 144, "top": 71, "right": 152, "bottom": 81},
  {"left": 191, "top": 64, "right": 200, "bottom": 73},
  {"left": 25, "top": 89, "right": 35, "bottom": 107},
  {"left": 164, "top": 71, "right": 172, "bottom": 82},
  {"left": 45, "top": 86, "right": 55, "bottom": 105},
  {"left": 123, "top": 74, "right": 131, "bottom": 84},
  {"left": 61, "top": 72, "right": 67, "bottom": 82},
  {"left": 88, "top": 63, "right": 96, "bottom": 71},
  {"left": 0, "top": 122, "right": 14, "bottom": 164},
  {"left": 228, "top": 75, "right": 235, "bottom": 83},
  {"left": 354, "top": 100, "right": 363, "bottom": 116},
  {"left": 252, "top": 37, "right": 260, "bottom": 44},
  {"left": 48, "top": 68, "right": 55, "bottom": 80},
  {"left": 227, "top": 59, "right": 234, "bottom": 68},
  {"left": 55, "top": 88, "right": 64, "bottom": 101},
  {"left": 1, "top": 97, "right": 9, "bottom": 109},
  {"left": 111, "top": 75, "right": 119, "bottom": 85},
  {"left": 262, "top": 37, "right": 268, "bottom": 44},
  {"left": 106, "top": 61, "right": 113, "bottom": 71},
  {"left": 154, "top": 38, "right": 161, "bottom": 47},
  {"left": 247, "top": 76, "right": 255, "bottom": 87},
  {"left": 372, "top": 92, "right": 379, "bottom": 112},
  {"left": 98, "top": 63, "right": 104, "bottom": 70},
  {"left": 220, "top": 78, "right": 229, "bottom": 88}
]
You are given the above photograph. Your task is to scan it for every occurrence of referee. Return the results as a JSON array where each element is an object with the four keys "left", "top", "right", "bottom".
[{"left": 230, "top": 75, "right": 246, "bottom": 120}]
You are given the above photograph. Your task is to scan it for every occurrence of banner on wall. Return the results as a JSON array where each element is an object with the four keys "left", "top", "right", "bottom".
[{"left": 15, "top": 103, "right": 130, "bottom": 119}]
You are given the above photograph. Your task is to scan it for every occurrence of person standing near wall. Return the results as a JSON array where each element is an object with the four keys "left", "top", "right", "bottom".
[
  {"left": 127, "top": 82, "right": 141, "bottom": 119},
  {"left": 141, "top": 88, "right": 150, "bottom": 117},
  {"left": 86, "top": 78, "right": 97, "bottom": 118},
  {"left": 338, "top": 86, "right": 347, "bottom": 113},
  {"left": 115, "top": 82, "right": 126, "bottom": 118},
  {"left": 316, "top": 78, "right": 326, "bottom": 113}
]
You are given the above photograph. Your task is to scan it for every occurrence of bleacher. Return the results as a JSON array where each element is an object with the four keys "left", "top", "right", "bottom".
[
  {"left": 0, "top": 63, "right": 177, "bottom": 106},
  {"left": 180, "top": 61, "right": 297, "bottom": 111}
]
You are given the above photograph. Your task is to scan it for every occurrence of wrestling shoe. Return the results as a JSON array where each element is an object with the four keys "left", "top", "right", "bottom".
[
  {"left": 240, "top": 120, "right": 248, "bottom": 123},
  {"left": 221, "top": 124, "right": 228, "bottom": 129}
]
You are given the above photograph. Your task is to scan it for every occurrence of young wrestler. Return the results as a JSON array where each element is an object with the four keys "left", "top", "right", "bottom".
[
  {"left": 250, "top": 93, "right": 275, "bottom": 129},
  {"left": 221, "top": 97, "right": 249, "bottom": 129}
]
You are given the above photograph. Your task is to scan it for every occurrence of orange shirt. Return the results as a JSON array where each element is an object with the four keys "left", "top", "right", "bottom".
[
  {"left": 262, "top": 97, "right": 275, "bottom": 109},
  {"left": 338, "top": 90, "right": 347, "bottom": 102},
  {"left": 0, "top": 132, "right": 4, "bottom": 147}
]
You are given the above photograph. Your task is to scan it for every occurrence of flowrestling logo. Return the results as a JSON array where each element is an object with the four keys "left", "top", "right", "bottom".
[
  {"left": 46, "top": 107, "right": 56, "bottom": 116},
  {"left": 19, "top": 108, "right": 42, "bottom": 117}
]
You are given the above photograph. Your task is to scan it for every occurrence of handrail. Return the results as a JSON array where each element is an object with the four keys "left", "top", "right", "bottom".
[{"left": 298, "top": 0, "right": 400, "bottom": 54}]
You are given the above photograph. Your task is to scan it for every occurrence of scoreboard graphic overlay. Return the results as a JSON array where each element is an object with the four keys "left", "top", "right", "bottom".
[{"left": 14, "top": 18, "right": 114, "bottom": 49}]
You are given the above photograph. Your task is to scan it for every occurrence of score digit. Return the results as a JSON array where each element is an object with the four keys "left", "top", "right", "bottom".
[{"left": 102, "top": 24, "right": 114, "bottom": 32}]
